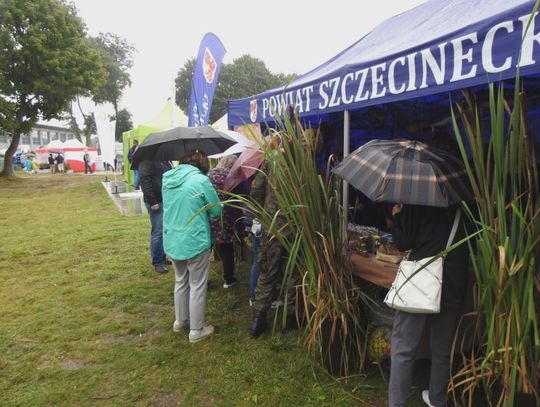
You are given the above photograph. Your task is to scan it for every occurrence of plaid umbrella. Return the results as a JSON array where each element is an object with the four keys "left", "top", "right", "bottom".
[{"left": 333, "top": 139, "right": 472, "bottom": 207}]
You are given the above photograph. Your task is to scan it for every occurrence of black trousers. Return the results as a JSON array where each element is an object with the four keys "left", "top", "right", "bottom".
[{"left": 214, "top": 242, "right": 235, "bottom": 283}]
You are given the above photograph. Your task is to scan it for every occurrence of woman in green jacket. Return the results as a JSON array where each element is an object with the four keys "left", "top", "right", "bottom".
[{"left": 162, "top": 150, "right": 222, "bottom": 343}]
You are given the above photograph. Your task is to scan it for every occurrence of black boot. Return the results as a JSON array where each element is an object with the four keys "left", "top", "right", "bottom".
[
  {"left": 282, "top": 314, "right": 300, "bottom": 333},
  {"left": 250, "top": 310, "right": 268, "bottom": 338}
]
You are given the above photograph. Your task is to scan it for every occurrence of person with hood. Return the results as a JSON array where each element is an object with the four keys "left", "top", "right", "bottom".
[
  {"left": 207, "top": 155, "right": 244, "bottom": 289},
  {"left": 162, "top": 150, "right": 222, "bottom": 343},
  {"left": 31, "top": 157, "right": 39, "bottom": 174}
]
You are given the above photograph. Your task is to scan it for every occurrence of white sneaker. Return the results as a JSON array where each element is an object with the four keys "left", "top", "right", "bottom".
[
  {"left": 422, "top": 390, "right": 435, "bottom": 407},
  {"left": 173, "top": 320, "right": 189, "bottom": 332},
  {"left": 188, "top": 325, "right": 214, "bottom": 343}
]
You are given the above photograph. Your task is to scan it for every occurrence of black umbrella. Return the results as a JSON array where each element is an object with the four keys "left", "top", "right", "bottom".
[
  {"left": 131, "top": 125, "right": 236, "bottom": 165},
  {"left": 333, "top": 139, "right": 472, "bottom": 207}
]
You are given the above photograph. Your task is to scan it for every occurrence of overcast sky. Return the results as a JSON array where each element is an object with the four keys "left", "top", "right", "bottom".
[{"left": 70, "top": 0, "right": 427, "bottom": 126}]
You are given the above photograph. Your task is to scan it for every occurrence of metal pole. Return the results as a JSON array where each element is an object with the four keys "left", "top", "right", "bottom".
[{"left": 343, "top": 110, "right": 350, "bottom": 234}]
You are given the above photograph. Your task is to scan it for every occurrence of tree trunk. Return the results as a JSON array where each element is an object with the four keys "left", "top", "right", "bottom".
[
  {"left": 0, "top": 132, "right": 21, "bottom": 177},
  {"left": 85, "top": 132, "right": 91, "bottom": 148}
]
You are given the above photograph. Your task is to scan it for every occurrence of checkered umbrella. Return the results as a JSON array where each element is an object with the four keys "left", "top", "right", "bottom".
[{"left": 333, "top": 139, "right": 472, "bottom": 207}]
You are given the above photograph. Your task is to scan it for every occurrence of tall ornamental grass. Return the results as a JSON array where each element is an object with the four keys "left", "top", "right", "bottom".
[
  {"left": 234, "top": 115, "right": 367, "bottom": 376},
  {"left": 450, "top": 80, "right": 540, "bottom": 406}
]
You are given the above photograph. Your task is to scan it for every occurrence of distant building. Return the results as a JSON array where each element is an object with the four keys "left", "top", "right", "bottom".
[{"left": 0, "top": 120, "right": 77, "bottom": 151}]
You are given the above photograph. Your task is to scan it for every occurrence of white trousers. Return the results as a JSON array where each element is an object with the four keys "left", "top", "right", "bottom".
[{"left": 172, "top": 250, "right": 210, "bottom": 331}]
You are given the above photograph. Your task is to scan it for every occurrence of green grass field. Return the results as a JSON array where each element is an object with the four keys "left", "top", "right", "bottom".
[{"left": 0, "top": 173, "right": 430, "bottom": 406}]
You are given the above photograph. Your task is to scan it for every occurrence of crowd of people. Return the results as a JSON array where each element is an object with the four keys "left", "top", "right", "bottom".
[
  {"left": 130, "top": 134, "right": 470, "bottom": 407},
  {"left": 134, "top": 147, "right": 297, "bottom": 344}
]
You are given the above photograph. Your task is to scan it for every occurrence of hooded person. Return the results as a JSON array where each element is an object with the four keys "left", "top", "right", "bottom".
[
  {"left": 162, "top": 150, "right": 222, "bottom": 343},
  {"left": 207, "top": 155, "right": 244, "bottom": 288}
]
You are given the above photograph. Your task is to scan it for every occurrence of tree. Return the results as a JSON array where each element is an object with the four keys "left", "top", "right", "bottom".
[
  {"left": 90, "top": 33, "right": 135, "bottom": 115},
  {"left": 62, "top": 32, "right": 135, "bottom": 146},
  {"left": 113, "top": 108, "right": 133, "bottom": 141},
  {"left": 0, "top": 0, "right": 105, "bottom": 176},
  {"left": 82, "top": 113, "right": 97, "bottom": 147},
  {"left": 174, "top": 58, "right": 196, "bottom": 116},
  {"left": 175, "top": 55, "right": 297, "bottom": 124}
]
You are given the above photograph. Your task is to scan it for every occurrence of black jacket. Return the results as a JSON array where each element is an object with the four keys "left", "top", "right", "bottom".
[
  {"left": 139, "top": 160, "right": 172, "bottom": 206},
  {"left": 128, "top": 145, "right": 138, "bottom": 170},
  {"left": 392, "top": 205, "right": 470, "bottom": 308}
]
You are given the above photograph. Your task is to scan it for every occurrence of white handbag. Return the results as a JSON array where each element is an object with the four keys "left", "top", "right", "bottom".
[{"left": 384, "top": 210, "right": 461, "bottom": 314}]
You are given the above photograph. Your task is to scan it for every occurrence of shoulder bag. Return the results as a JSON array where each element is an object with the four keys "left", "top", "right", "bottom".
[{"left": 384, "top": 209, "right": 461, "bottom": 313}]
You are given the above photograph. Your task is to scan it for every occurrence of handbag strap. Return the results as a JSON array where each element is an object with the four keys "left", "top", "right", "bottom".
[{"left": 445, "top": 209, "right": 461, "bottom": 250}]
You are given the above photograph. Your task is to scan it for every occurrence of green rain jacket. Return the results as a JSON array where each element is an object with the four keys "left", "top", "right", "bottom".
[{"left": 162, "top": 164, "right": 222, "bottom": 261}]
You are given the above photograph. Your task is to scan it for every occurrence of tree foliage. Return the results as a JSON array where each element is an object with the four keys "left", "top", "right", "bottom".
[
  {"left": 175, "top": 55, "right": 297, "bottom": 124},
  {"left": 113, "top": 108, "right": 133, "bottom": 141},
  {"left": 0, "top": 0, "right": 105, "bottom": 176},
  {"left": 90, "top": 32, "right": 135, "bottom": 114}
]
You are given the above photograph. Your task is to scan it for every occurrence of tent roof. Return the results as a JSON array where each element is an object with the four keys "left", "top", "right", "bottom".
[
  {"left": 228, "top": 0, "right": 540, "bottom": 126},
  {"left": 212, "top": 114, "right": 228, "bottom": 130},
  {"left": 63, "top": 139, "right": 87, "bottom": 148},
  {"left": 125, "top": 99, "right": 188, "bottom": 140}
]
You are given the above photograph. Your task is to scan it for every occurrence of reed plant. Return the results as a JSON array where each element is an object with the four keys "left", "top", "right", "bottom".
[
  {"left": 231, "top": 115, "right": 367, "bottom": 377},
  {"left": 450, "top": 79, "right": 540, "bottom": 405}
]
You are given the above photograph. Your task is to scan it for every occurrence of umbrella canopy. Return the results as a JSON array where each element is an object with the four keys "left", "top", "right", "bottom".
[
  {"left": 209, "top": 130, "right": 256, "bottom": 158},
  {"left": 131, "top": 125, "right": 236, "bottom": 165},
  {"left": 222, "top": 147, "right": 264, "bottom": 192},
  {"left": 333, "top": 139, "right": 472, "bottom": 207}
]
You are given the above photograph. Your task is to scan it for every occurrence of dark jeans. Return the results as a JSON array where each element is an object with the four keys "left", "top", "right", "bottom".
[
  {"left": 214, "top": 242, "right": 235, "bottom": 283},
  {"left": 145, "top": 202, "right": 166, "bottom": 267},
  {"left": 249, "top": 234, "right": 260, "bottom": 300},
  {"left": 133, "top": 170, "right": 140, "bottom": 190},
  {"left": 84, "top": 162, "right": 93, "bottom": 173}
]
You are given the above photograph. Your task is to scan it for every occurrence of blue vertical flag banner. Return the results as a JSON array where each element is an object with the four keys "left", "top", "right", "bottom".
[{"left": 188, "top": 33, "right": 226, "bottom": 127}]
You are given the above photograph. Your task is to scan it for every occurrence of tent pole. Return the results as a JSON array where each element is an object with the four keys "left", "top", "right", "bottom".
[{"left": 342, "top": 110, "right": 350, "bottom": 235}]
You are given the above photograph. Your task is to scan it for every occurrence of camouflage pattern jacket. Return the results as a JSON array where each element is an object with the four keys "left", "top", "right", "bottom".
[{"left": 250, "top": 161, "right": 286, "bottom": 233}]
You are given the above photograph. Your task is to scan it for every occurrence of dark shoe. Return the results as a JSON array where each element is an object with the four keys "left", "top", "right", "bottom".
[
  {"left": 154, "top": 264, "right": 168, "bottom": 274},
  {"left": 250, "top": 310, "right": 267, "bottom": 338},
  {"left": 223, "top": 277, "right": 238, "bottom": 288},
  {"left": 282, "top": 314, "right": 300, "bottom": 333}
]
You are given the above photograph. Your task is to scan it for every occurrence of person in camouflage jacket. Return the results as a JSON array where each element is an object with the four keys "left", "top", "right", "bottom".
[{"left": 249, "top": 159, "right": 290, "bottom": 338}]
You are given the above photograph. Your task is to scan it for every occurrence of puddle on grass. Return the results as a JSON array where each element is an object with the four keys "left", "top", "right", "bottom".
[
  {"left": 60, "top": 359, "right": 86, "bottom": 370},
  {"left": 149, "top": 392, "right": 185, "bottom": 406}
]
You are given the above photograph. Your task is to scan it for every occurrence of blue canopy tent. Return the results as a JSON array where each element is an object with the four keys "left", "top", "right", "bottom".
[
  {"left": 227, "top": 0, "right": 540, "bottom": 217},
  {"left": 229, "top": 0, "right": 540, "bottom": 128}
]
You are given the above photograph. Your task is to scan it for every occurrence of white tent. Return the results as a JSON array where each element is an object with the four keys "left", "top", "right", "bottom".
[{"left": 209, "top": 130, "right": 255, "bottom": 158}]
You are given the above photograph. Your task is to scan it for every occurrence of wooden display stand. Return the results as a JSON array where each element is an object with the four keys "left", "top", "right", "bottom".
[
  {"left": 349, "top": 253, "right": 476, "bottom": 360},
  {"left": 349, "top": 253, "right": 398, "bottom": 288}
]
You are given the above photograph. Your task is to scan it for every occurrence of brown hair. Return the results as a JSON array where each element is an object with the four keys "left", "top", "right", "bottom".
[{"left": 180, "top": 150, "right": 209, "bottom": 174}]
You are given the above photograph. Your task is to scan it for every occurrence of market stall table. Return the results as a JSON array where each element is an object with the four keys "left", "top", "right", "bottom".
[{"left": 349, "top": 253, "right": 399, "bottom": 288}]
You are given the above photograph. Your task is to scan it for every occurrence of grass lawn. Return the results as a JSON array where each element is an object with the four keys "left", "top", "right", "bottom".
[{"left": 0, "top": 173, "right": 429, "bottom": 406}]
